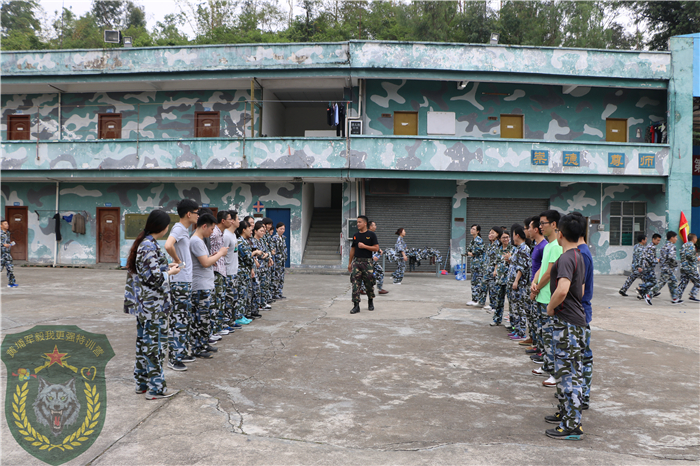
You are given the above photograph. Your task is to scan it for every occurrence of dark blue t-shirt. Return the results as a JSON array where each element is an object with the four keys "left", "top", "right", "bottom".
[
  {"left": 531, "top": 239, "right": 548, "bottom": 277},
  {"left": 577, "top": 243, "right": 594, "bottom": 324}
]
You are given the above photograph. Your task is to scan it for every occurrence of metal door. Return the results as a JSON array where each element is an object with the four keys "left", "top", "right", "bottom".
[
  {"left": 500, "top": 114, "right": 523, "bottom": 139},
  {"left": 393, "top": 111, "right": 418, "bottom": 136},
  {"left": 606, "top": 118, "right": 627, "bottom": 142},
  {"left": 195, "top": 112, "right": 220, "bottom": 138},
  {"left": 365, "top": 196, "right": 451, "bottom": 272},
  {"left": 8, "top": 115, "right": 30, "bottom": 140},
  {"left": 5, "top": 206, "right": 28, "bottom": 260},
  {"left": 265, "top": 208, "right": 291, "bottom": 268},
  {"left": 98, "top": 114, "right": 122, "bottom": 139},
  {"left": 97, "top": 207, "right": 120, "bottom": 263}
]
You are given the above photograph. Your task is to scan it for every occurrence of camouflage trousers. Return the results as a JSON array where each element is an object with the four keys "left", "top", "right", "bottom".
[
  {"left": 638, "top": 269, "right": 657, "bottom": 295},
  {"left": 525, "top": 292, "right": 539, "bottom": 344},
  {"left": 537, "top": 302, "right": 555, "bottom": 374},
  {"left": 168, "top": 282, "right": 192, "bottom": 364},
  {"left": 360, "top": 262, "right": 385, "bottom": 292},
  {"left": 225, "top": 275, "right": 238, "bottom": 322},
  {"left": 260, "top": 265, "right": 272, "bottom": 305},
  {"left": 677, "top": 267, "right": 700, "bottom": 300},
  {"left": 392, "top": 258, "right": 405, "bottom": 283},
  {"left": 470, "top": 266, "right": 485, "bottom": 304},
  {"left": 651, "top": 268, "right": 679, "bottom": 300},
  {"left": 234, "top": 270, "right": 251, "bottom": 318},
  {"left": 582, "top": 325, "right": 593, "bottom": 406},
  {"left": 134, "top": 312, "right": 167, "bottom": 395},
  {"left": 272, "top": 261, "right": 285, "bottom": 298},
  {"left": 491, "top": 284, "right": 507, "bottom": 325},
  {"left": 1, "top": 251, "right": 16, "bottom": 286},
  {"left": 552, "top": 316, "right": 586, "bottom": 430},
  {"left": 191, "top": 289, "right": 212, "bottom": 354},
  {"left": 620, "top": 270, "right": 642, "bottom": 293},
  {"left": 481, "top": 267, "right": 496, "bottom": 306},
  {"left": 251, "top": 275, "right": 263, "bottom": 311},
  {"left": 506, "top": 288, "right": 529, "bottom": 337},
  {"left": 351, "top": 258, "right": 375, "bottom": 303},
  {"left": 211, "top": 273, "right": 226, "bottom": 335}
]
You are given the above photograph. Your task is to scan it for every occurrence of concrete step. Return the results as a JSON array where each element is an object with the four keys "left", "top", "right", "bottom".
[
  {"left": 302, "top": 259, "right": 343, "bottom": 266},
  {"left": 304, "top": 254, "right": 342, "bottom": 261}
]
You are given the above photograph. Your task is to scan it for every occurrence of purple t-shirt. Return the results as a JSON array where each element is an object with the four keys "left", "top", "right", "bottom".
[{"left": 531, "top": 238, "right": 548, "bottom": 278}]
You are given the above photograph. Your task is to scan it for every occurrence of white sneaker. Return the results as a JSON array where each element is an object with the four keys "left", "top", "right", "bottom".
[
  {"left": 466, "top": 301, "right": 477, "bottom": 306},
  {"left": 264, "top": 304, "right": 272, "bottom": 309},
  {"left": 218, "top": 329, "right": 229, "bottom": 335},
  {"left": 210, "top": 334, "right": 222, "bottom": 341},
  {"left": 532, "top": 367, "right": 547, "bottom": 376},
  {"left": 393, "top": 282, "right": 401, "bottom": 285},
  {"left": 483, "top": 305, "right": 492, "bottom": 311},
  {"left": 543, "top": 375, "right": 557, "bottom": 387}
]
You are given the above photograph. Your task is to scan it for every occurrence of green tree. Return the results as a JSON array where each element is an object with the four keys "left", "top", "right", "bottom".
[
  {"left": 1, "top": 0, "right": 44, "bottom": 50},
  {"left": 152, "top": 13, "right": 190, "bottom": 45},
  {"left": 630, "top": 1, "right": 700, "bottom": 50}
]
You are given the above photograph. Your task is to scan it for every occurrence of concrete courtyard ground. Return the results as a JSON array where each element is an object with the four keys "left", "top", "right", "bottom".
[{"left": 1, "top": 268, "right": 698, "bottom": 465}]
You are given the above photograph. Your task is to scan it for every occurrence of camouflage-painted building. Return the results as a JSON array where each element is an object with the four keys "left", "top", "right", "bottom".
[{"left": 1, "top": 38, "right": 694, "bottom": 274}]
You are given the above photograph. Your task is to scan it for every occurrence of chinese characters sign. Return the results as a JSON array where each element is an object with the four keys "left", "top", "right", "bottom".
[
  {"left": 638, "top": 153, "right": 655, "bottom": 169},
  {"left": 608, "top": 152, "right": 625, "bottom": 168},
  {"left": 563, "top": 151, "right": 580, "bottom": 167},
  {"left": 531, "top": 150, "right": 549, "bottom": 166}
]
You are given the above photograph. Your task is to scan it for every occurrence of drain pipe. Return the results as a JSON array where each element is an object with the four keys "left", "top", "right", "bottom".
[{"left": 53, "top": 180, "right": 60, "bottom": 267}]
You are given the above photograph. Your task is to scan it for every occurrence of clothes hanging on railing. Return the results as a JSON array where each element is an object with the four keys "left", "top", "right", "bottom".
[
  {"left": 326, "top": 102, "right": 346, "bottom": 137},
  {"left": 52, "top": 213, "right": 62, "bottom": 241},
  {"left": 72, "top": 213, "right": 86, "bottom": 235},
  {"left": 645, "top": 121, "right": 666, "bottom": 144}
]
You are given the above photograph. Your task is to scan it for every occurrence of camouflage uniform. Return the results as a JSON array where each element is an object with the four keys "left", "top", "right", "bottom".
[
  {"left": 272, "top": 232, "right": 287, "bottom": 298},
  {"left": 651, "top": 241, "right": 679, "bottom": 300},
  {"left": 252, "top": 237, "right": 267, "bottom": 309},
  {"left": 352, "top": 258, "right": 376, "bottom": 303},
  {"left": 123, "top": 235, "right": 171, "bottom": 396},
  {"left": 168, "top": 282, "right": 192, "bottom": 365},
  {"left": 1, "top": 230, "right": 16, "bottom": 286},
  {"left": 620, "top": 243, "right": 644, "bottom": 293},
  {"left": 392, "top": 236, "right": 407, "bottom": 283},
  {"left": 492, "top": 244, "right": 515, "bottom": 325},
  {"left": 677, "top": 241, "right": 700, "bottom": 300},
  {"left": 191, "top": 289, "right": 212, "bottom": 354},
  {"left": 360, "top": 251, "right": 385, "bottom": 293},
  {"left": 209, "top": 226, "right": 226, "bottom": 335},
  {"left": 235, "top": 239, "right": 254, "bottom": 319},
  {"left": 506, "top": 243, "right": 532, "bottom": 333},
  {"left": 638, "top": 243, "right": 658, "bottom": 295},
  {"left": 484, "top": 241, "right": 500, "bottom": 308},
  {"left": 467, "top": 236, "right": 485, "bottom": 304},
  {"left": 552, "top": 315, "right": 586, "bottom": 431},
  {"left": 262, "top": 232, "right": 275, "bottom": 303}
]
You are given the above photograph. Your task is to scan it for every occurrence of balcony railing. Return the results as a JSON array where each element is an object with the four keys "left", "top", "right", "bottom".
[{"left": 2, "top": 136, "right": 670, "bottom": 176}]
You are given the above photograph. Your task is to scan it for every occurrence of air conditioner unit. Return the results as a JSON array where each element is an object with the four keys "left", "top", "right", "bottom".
[
  {"left": 104, "top": 30, "right": 121, "bottom": 44},
  {"left": 348, "top": 119, "right": 362, "bottom": 136}
]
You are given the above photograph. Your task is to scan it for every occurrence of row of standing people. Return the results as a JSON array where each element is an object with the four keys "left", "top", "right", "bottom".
[
  {"left": 124, "top": 200, "right": 287, "bottom": 399},
  {"left": 618, "top": 231, "right": 700, "bottom": 304},
  {"left": 466, "top": 211, "right": 593, "bottom": 441}
]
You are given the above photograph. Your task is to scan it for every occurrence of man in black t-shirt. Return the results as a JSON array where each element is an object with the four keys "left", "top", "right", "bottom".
[
  {"left": 348, "top": 215, "right": 379, "bottom": 314},
  {"left": 544, "top": 213, "right": 586, "bottom": 441}
]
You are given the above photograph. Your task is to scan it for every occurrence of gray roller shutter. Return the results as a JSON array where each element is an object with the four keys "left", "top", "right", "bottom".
[
  {"left": 465, "top": 198, "right": 550, "bottom": 270},
  {"left": 365, "top": 196, "right": 451, "bottom": 272}
]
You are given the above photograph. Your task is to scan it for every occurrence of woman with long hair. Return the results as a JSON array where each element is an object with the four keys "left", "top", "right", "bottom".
[
  {"left": 124, "top": 209, "right": 181, "bottom": 400},
  {"left": 250, "top": 221, "right": 268, "bottom": 314},
  {"left": 392, "top": 228, "right": 408, "bottom": 284},
  {"left": 482, "top": 227, "right": 502, "bottom": 311},
  {"left": 466, "top": 224, "right": 485, "bottom": 306},
  {"left": 234, "top": 221, "right": 257, "bottom": 320}
]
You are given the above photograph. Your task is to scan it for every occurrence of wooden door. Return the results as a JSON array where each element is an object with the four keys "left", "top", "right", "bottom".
[
  {"left": 8, "top": 115, "right": 31, "bottom": 140},
  {"left": 97, "top": 207, "right": 120, "bottom": 263},
  {"left": 195, "top": 112, "right": 220, "bottom": 138},
  {"left": 393, "top": 111, "right": 418, "bottom": 136},
  {"left": 500, "top": 114, "right": 524, "bottom": 139},
  {"left": 606, "top": 118, "right": 627, "bottom": 142},
  {"left": 98, "top": 114, "right": 122, "bottom": 139},
  {"left": 5, "top": 206, "right": 28, "bottom": 260}
]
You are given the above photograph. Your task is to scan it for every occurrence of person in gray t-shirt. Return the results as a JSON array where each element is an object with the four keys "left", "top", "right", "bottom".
[
  {"left": 164, "top": 199, "right": 198, "bottom": 368},
  {"left": 222, "top": 211, "right": 241, "bottom": 325},
  {"left": 189, "top": 213, "right": 228, "bottom": 358}
]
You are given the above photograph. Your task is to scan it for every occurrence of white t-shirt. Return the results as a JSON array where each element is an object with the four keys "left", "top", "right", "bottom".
[
  {"left": 190, "top": 235, "right": 214, "bottom": 291},
  {"left": 223, "top": 229, "right": 239, "bottom": 276},
  {"left": 168, "top": 222, "right": 192, "bottom": 282}
]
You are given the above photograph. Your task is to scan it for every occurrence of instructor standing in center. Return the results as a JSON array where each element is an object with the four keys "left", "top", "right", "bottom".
[{"left": 349, "top": 215, "right": 379, "bottom": 314}]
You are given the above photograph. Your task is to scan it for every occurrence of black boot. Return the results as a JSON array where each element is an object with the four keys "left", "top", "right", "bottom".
[
  {"left": 350, "top": 303, "right": 360, "bottom": 314},
  {"left": 368, "top": 299, "right": 374, "bottom": 311}
]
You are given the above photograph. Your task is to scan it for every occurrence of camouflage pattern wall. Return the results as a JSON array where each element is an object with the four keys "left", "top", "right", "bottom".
[{"left": 0, "top": 181, "right": 302, "bottom": 265}]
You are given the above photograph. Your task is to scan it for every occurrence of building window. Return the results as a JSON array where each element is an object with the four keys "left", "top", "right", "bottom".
[{"left": 609, "top": 201, "right": 646, "bottom": 246}]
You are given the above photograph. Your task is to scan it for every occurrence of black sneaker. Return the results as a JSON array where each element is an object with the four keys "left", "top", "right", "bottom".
[
  {"left": 368, "top": 299, "right": 374, "bottom": 311},
  {"left": 545, "top": 424, "right": 584, "bottom": 440},
  {"left": 181, "top": 355, "right": 196, "bottom": 363},
  {"left": 582, "top": 403, "right": 589, "bottom": 410},
  {"left": 618, "top": 290, "right": 628, "bottom": 297},
  {"left": 644, "top": 294, "right": 653, "bottom": 306},
  {"left": 145, "top": 388, "right": 180, "bottom": 400},
  {"left": 525, "top": 348, "right": 539, "bottom": 354},
  {"left": 545, "top": 411, "right": 563, "bottom": 424},
  {"left": 135, "top": 385, "right": 148, "bottom": 394},
  {"left": 689, "top": 296, "right": 700, "bottom": 302},
  {"left": 194, "top": 351, "right": 213, "bottom": 359},
  {"left": 205, "top": 345, "right": 219, "bottom": 353},
  {"left": 489, "top": 322, "right": 501, "bottom": 326},
  {"left": 167, "top": 361, "right": 187, "bottom": 371},
  {"left": 350, "top": 303, "right": 360, "bottom": 314},
  {"left": 671, "top": 298, "right": 684, "bottom": 305},
  {"left": 653, "top": 291, "right": 661, "bottom": 297}
]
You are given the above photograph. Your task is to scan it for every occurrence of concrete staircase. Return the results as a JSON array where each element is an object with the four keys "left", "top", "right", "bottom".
[{"left": 301, "top": 208, "right": 342, "bottom": 266}]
